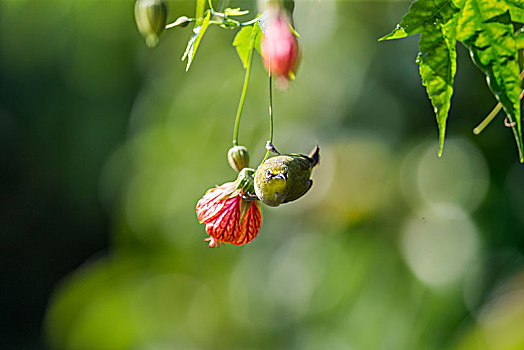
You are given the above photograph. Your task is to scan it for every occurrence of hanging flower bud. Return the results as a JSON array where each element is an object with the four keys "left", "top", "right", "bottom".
[
  {"left": 260, "top": 11, "right": 300, "bottom": 81},
  {"left": 134, "top": 0, "right": 168, "bottom": 48},
  {"left": 228, "top": 145, "right": 250, "bottom": 172}
]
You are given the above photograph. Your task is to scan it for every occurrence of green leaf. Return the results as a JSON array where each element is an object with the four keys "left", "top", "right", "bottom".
[
  {"left": 380, "top": 0, "right": 459, "bottom": 40},
  {"left": 195, "top": 0, "right": 206, "bottom": 26},
  {"left": 224, "top": 7, "right": 249, "bottom": 17},
  {"left": 456, "top": 0, "right": 523, "bottom": 161},
  {"left": 381, "top": 0, "right": 523, "bottom": 161},
  {"left": 517, "top": 28, "right": 524, "bottom": 49},
  {"left": 182, "top": 11, "right": 211, "bottom": 71},
  {"left": 233, "top": 22, "right": 261, "bottom": 68},
  {"left": 233, "top": 27, "right": 252, "bottom": 68},
  {"left": 378, "top": 25, "right": 408, "bottom": 41},
  {"left": 508, "top": 0, "right": 524, "bottom": 23},
  {"left": 380, "top": 0, "right": 460, "bottom": 155},
  {"left": 254, "top": 23, "right": 262, "bottom": 54}
]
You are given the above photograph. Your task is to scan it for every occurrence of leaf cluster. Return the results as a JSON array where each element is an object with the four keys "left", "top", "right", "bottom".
[
  {"left": 381, "top": 0, "right": 524, "bottom": 161},
  {"left": 178, "top": 1, "right": 262, "bottom": 72}
]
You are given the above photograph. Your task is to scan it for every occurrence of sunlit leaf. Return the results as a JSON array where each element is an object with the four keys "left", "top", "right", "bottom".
[
  {"left": 381, "top": 0, "right": 523, "bottom": 160},
  {"left": 380, "top": 0, "right": 460, "bottom": 155},
  {"left": 182, "top": 11, "right": 211, "bottom": 71},
  {"left": 195, "top": 0, "right": 206, "bottom": 26},
  {"left": 233, "top": 27, "right": 251, "bottom": 68},
  {"left": 224, "top": 7, "right": 249, "bottom": 17},
  {"left": 254, "top": 25, "right": 262, "bottom": 54},
  {"left": 456, "top": 0, "right": 522, "bottom": 161},
  {"left": 508, "top": 0, "right": 524, "bottom": 23},
  {"left": 232, "top": 22, "right": 261, "bottom": 68},
  {"left": 517, "top": 28, "right": 524, "bottom": 49}
]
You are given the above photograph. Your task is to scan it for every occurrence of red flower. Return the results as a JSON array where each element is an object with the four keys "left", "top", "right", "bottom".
[
  {"left": 196, "top": 182, "right": 262, "bottom": 247},
  {"left": 261, "top": 13, "right": 300, "bottom": 80}
]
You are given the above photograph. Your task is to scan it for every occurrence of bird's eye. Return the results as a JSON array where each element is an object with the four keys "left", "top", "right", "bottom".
[{"left": 266, "top": 169, "right": 272, "bottom": 179}]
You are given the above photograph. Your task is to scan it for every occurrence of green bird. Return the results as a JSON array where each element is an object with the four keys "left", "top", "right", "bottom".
[{"left": 254, "top": 145, "right": 320, "bottom": 207}]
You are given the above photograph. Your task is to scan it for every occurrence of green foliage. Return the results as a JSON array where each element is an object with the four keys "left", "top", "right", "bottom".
[
  {"left": 180, "top": 5, "right": 262, "bottom": 71},
  {"left": 195, "top": 0, "right": 206, "bottom": 26},
  {"left": 508, "top": 0, "right": 524, "bottom": 23},
  {"left": 182, "top": 11, "right": 210, "bottom": 71},
  {"left": 457, "top": 0, "right": 522, "bottom": 160},
  {"left": 380, "top": 0, "right": 459, "bottom": 157},
  {"left": 224, "top": 7, "right": 249, "bottom": 17},
  {"left": 232, "top": 22, "right": 262, "bottom": 68},
  {"left": 381, "top": 0, "right": 524, "bottom": 161},
  {"left": 518, "top": 28, "right": 524, "bottom": 49}
]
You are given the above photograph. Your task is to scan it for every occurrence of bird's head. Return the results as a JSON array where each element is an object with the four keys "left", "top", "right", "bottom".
[{"left": 254, "top": 160, "right": 289, "bottom": 206}]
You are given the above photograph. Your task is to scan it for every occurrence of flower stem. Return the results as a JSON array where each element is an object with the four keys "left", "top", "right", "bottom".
[
  {"left": 232, "top": 25, "right": 257, "bottom": 146},
  {"left": 473, "top": 103, "right": 503, "bottom": 135},
  {"left": 261, "top": 62, "right": 274, "bottom": 164},
  {"left": 473, "top": 69, "right": 524, "bottom": 134}
]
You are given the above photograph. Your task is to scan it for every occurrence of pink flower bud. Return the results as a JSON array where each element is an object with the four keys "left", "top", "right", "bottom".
[{"left": 261, "top": 14, "right": 300, "bottom": 80}]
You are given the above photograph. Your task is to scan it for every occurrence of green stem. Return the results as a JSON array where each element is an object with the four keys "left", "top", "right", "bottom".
[
  {"left": 261, "top": 64, "right": 274, "bottom": 164},
  {"left": 232, "top": 25, "right": 257, "bottom": 146},
  {"left": 473, "top": 103, "right": 503, "bottom": 134},
  {"left": 166, "top": 14, "right": 256, "bottom": 30},
  {"left": 473, "top": 69, "right": 524, "bottom": 134}
]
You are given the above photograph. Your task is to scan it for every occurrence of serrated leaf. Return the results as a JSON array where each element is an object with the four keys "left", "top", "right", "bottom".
[
  {"left": 224, "top": 7, "right": 249, "bottom": 17},
  {"left": 381, "top": 0, "right": 523, "bottom": 161},
  {"left": 456, "top": 0, "right": 523, "bottom": 161},
  {"left": 380, "top": 0, "right": 459, "bottom": 39},
  {"left": 233, "top": 22, "right": 261, "bottom": 68},
  {"left": 508, "top": 0, "right": 524, "bottom": 23},
  {"left": 378, "top": 25, "right": 408, "bottom": 41},
  {"left": 182, "top": 11, "right": 211, "bottom": 71},
  {"left": 381, "top": 0, "right": 460, "bottom": 155}
]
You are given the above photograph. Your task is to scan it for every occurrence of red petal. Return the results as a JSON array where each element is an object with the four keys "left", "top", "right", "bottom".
[
  {"left": 196, "top": 187, "right": 226, "bottom": 223},
  {"left": 204, "top": 196, "right": 242, "bottom": 242},
  {"left": 196, "top": 183, "right": 235, "bottom": 223},
  {"left": 197, "top": 184, "right": 263, "bottom": 246},
  {"left": 233, "top": 200, "right": 262, "bottom": 245}
]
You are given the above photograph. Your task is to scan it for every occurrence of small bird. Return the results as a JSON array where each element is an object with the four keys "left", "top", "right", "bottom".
[{"left": 254, "top": 145, "right": 320, "bottom": 207}]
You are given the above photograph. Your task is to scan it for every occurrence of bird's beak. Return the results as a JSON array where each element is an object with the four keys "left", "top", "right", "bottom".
[{"left": 274, "top": 173, "right": 287, "bottom": 180}]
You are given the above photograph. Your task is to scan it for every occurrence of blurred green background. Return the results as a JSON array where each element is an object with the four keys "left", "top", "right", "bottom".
[{"left": 1, "top": 0, "right": 524, "bottom": 349}]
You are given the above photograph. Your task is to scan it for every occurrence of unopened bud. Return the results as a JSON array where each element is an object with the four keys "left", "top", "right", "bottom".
[
  {"left": 134, "top": 0, "right": 168, "bottom": 48},
  {"left": 228, "top": 146, "right": 250, "bottom": 172},
  {"left": 260, "top": 11, "right": 300, "bottom": 80}
]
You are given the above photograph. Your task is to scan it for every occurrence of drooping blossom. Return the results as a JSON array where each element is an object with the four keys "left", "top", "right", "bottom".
[
  {"left": 196, "top": 170, "right": 262, "bottom": 247},
  {"left": 260, "top": 11, "right": 300, "bottom": 80}
]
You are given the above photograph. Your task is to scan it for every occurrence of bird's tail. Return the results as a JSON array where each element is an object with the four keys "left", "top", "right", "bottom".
[{"left": 308, "top": 145, "right": 320, "bottom": 167}]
